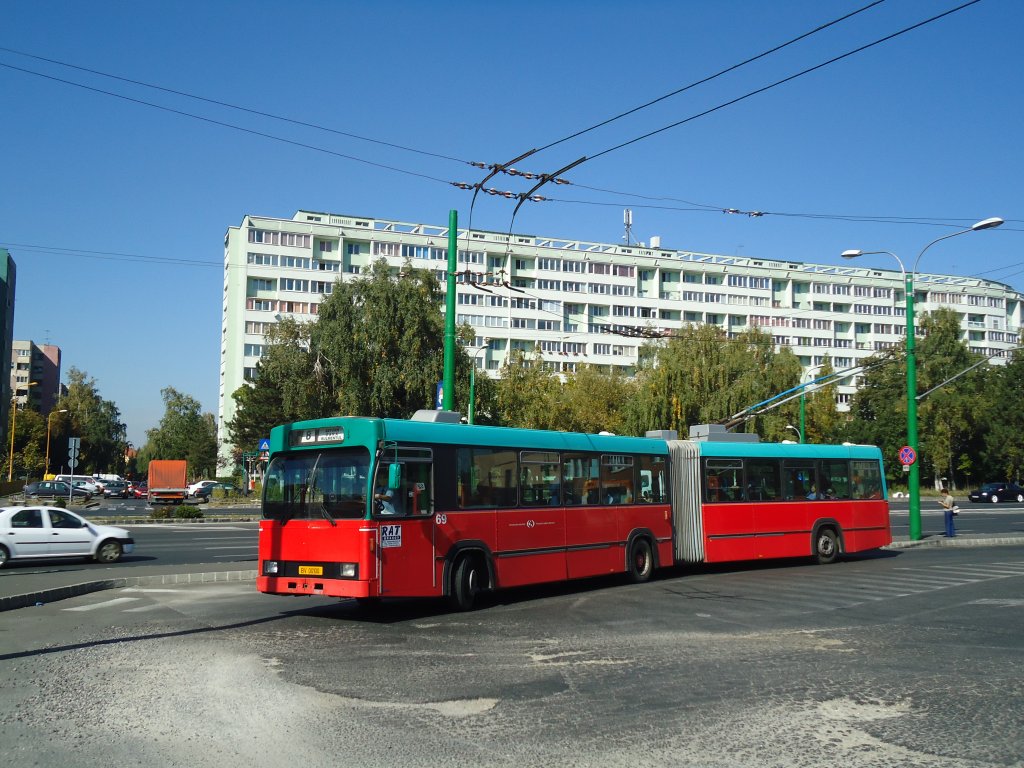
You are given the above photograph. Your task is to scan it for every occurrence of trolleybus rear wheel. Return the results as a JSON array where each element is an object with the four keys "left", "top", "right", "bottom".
[
  {"left": 813, "top": 528, "right": 839, "bottom": 565},
  {"left": 628, "top": 538, "right": 654, "bottom": 583}
]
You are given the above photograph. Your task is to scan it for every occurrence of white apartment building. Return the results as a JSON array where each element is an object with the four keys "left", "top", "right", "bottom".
[{"left": 219, "top": 210, "right": 1022, "bottom": 463}]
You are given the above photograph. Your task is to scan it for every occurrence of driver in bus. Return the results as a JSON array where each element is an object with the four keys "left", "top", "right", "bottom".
[{"left": 374, "top": 486, "right": 397, "bottom": 515}]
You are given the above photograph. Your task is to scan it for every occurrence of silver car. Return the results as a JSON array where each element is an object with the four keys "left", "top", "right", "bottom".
[{"left": 0, "top": 506, "right": 135, "bottom": 567}]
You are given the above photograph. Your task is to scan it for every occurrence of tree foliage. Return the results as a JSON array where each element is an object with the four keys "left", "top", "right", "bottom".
[
  {"left": 622, "top": 325, "right": 803, "bottom": 439},
  {"left": 54, "top": 369, "right": 127, "bottom": 475},
  {"left": 137, "top": 387, "right": 218, "bottom": 480}
]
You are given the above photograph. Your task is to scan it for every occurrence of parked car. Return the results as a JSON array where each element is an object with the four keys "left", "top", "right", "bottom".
[
  {"left": 0, "top": 505, "right": 134, "bottom": 567},
  {"left": 24, "top": 480, "right": 92, "bottom": 500},
  {"left": 187, "top": 480, "right": 218, "bottom": 498},
  {"left": 71, "top": 478, "right": 102, "bottom": 496},
  {"left": 131, "top": 482, "right": 148, "bottom": 499},
  {"left": 103, "top": 480, "right": 129, "bottom": 498},
  {"left": 194, "top": 482, "right": 239, "bottom": 502},
  {"left": 967, "top": 482, "right": 1024, "bottom": 504}
]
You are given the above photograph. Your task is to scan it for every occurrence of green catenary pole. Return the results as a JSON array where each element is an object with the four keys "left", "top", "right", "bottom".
[{"left": 442, "top": 209, "right": 457, "bottom": 411}]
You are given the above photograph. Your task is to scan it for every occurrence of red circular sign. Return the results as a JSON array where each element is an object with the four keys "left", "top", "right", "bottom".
[{"left": 898, "top": 446, "right": 917, "bottom": 466}]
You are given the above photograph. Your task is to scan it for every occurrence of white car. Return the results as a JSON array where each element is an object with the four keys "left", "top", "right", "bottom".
[
  {"left": 72, "top": 479, "right": 102, "bottom": 495},
  {"left": 0, "top": 506, "right": 135, "bottom": 568},
  {"left": 187, "top": 480, "right": 218, "bottom": 498}
]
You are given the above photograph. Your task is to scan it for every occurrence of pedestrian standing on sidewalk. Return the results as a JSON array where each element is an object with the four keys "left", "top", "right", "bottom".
[{"left": 940, "top": 487, "right": 956, "bottom": 538}]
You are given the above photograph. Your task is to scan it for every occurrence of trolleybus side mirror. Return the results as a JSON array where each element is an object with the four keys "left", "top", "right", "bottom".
[{"left": 388, "top": 463, "right": 402, "bottom": 490}]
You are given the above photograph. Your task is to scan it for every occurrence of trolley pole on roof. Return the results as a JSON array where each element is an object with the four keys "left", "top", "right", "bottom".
[{"left": 442, "top": 208, "right": 457, "bottom": 411}]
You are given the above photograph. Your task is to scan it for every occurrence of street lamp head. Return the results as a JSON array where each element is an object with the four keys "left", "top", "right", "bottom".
[
  {"left": 971, "top": 217, "right": 1004, "bottom": 231},
  {"left": 840, "top": 250, "right": 863, "bottom": 259}
]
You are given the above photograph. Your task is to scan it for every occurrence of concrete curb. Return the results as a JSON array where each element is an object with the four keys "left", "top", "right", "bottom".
[
  {"left": 885, "top": 535, "right": 1024, "bottom": 550},
  {"left": 0, "top": 568, "right": 258, "bottom": 612}
]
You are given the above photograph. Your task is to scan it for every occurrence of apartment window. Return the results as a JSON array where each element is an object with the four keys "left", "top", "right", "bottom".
[
  {"left": 372, "top": 242, "right": 399, "bottom": 257},
  {"left": 247, "top": 252, "right": 279, "bottom": 266},
  {"left": 511, "top": 298, "right": 536, "bottom": 310},
  {"left": 513, "top": 258, "right": 532, "bottom": 270},
  {"left": 538, "top": 258, "right": 560, "bottom": 270},
  {"left": 562, "top": 281, "right": 584, "bottom": 292},
  {"left": 280, "top": 256, "right": 311, "bottom": 269},
  {"left": 243, "top": 367, "right": 259, "bottom": 381},
  {"left": 249, "top": 229, "right": 277, "bottom": 245},
  {"left": 854, "top": 286, "right": 872, "bottom": 297},
  {"left": 245, "top": 321, "right": 272, "bottom": 334},
  {"left": 318, "top": 241, "right": 334, "bottom": 253},
  {"left": 728, "top": 275, "right": 748, "bottom": 288},
  {"left": 280, "top": 233, "right": 311, "bottom": 248},
  {"left": 540, "top": 341, "right": 561, "bottom": 352},
  {"left": 281, "top": 279, "right": 309, "bottom": 292},
  {"left": 537, "top": 320, "right": 560, "bottom": 331},
  {"left": 459, "top": 250, "right": 485, "bottom": 265},
  {"left": 594, "top": 343, "right": 611, "bottom": 355},
  {"left": 589, "top": 283, "right": 610, "bottom": 295},
  {"left": 347, "top": 243, "right": 363, "bottom": 256},
  {"left": 537, "top": 279, "right": 561, "bottom": 291},
  {"left": 589, "top": 262, "right": 610, "bottom": 275},
  {"left": 311, "top": 281, "right": 334, "bottom": 295},
  {"left": 244, "top": 343, "right": 264, "bottom": 357},
  {"left": 750, "top": 277, "right": 770, "bottom": 290},
  {"left": 511, "top": 318, "right": 536, "bottom": 329},
  {"left": 316, "top": 261, "right": 340, "bottom": 272},
  {"left": 247, "top": 299, "right": 275, "bottom": 311},
  {"left": 612, "top": 285, "right": 635, "bottom": 297},
  {"left": 562, "top": 260, "right": 585, "bottom": 273},
  {"left": 613, "top": 265, "right": 635, "bottom": 278},
  {"left": 250, "top": 278, "right": 275, "bottom": 292},
  {"left": 612, "top": 305, "right": 635, "bottom": 317}
]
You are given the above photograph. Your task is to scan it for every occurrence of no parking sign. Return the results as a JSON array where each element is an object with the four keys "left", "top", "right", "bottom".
[{"left": 898, "top": 445, "right": 917, "bottom": 469}]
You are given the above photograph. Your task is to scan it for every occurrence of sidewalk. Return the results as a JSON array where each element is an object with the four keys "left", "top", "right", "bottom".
[
  {"left": 886, "top": 531, "right": 1024, "bottom": 550},
  {"left": 0, "top": 562, "right": 257, "bottom": 612}
]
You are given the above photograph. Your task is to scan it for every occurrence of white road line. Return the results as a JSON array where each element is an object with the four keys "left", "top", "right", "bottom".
[
  {"left": 63, "top": 597, "right": 141, "bottom": 612},
  {"left": 123, "top": 604, "right": 165, "bottom": 613},
  {"left": 205, "top": 545, "right": 257, "bottom": 550}
]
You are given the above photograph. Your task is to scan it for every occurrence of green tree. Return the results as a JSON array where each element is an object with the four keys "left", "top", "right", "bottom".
[
  {"left": 549, "top": 365, "right": 637, "bottom": 434},
  {"left": 312, "top": 259, "right": 475, "bottom": 418},
  {"left": 493, "top": 349, "right": 562, "bottom": 429},
  {"left": 5, "top": 406, "right": 45, "bottom": 482},
  {"left": 804, "top": 356, "right": 842, "bottom": 443},
  {"left": 54, "top": 368, "right": 127, "bottom": 475},
  {"left": 138, "top": 387, "right": 217, "bottom": 480},
  {"left": 227, "top": 317, "right": 330, "bottom": 460},
  {"left": 623, "top": 325, "right": 802, "bottom": 439},
  {"left": 980, "top": 352, "right": 1024, "bottom": 482}
]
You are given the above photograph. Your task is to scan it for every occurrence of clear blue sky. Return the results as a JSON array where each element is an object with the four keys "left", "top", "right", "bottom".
[{"left": 2, "top": 0, "right": 1021, "bottom": 446}]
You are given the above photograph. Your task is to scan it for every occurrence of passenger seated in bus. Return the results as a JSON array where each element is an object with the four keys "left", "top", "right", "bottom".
[
  {"left": 806, "top": 484, "right": 819, "bottom": 500},
  {"left": 823, "top": 487, "right": 838, "bottom": 500}
]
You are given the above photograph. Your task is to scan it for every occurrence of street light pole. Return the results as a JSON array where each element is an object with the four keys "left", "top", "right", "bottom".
[
  {"left": 468, "top": 341, "right": 490, "bottom": 425},
  {"left": 841, "top": 217, "right": 1003, "bottom": 541},
  {"left": 45, "top": 408, "right": 69, "bottom": 477},
  {"left": 798, "top": 364, "right": 824, "bottom": 444}
]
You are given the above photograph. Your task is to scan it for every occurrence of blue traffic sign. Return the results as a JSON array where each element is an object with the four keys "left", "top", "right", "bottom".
[{"left": 258, "top": 438, "right": 271, "bottom": 452}]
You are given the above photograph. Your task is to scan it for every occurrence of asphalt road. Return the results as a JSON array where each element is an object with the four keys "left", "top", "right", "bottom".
[{"left": 1, "top": 545, "right": 1022, "bottom": 767}]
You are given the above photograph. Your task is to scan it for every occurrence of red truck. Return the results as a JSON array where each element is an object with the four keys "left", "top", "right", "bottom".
[{"left": 147, "top": 460, "right": 188, "bottom": 505}]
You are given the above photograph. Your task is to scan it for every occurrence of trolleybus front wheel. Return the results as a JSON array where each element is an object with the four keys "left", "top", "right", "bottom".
[{"left": 449, "top": 555, "right": 484, "bottom": 611}]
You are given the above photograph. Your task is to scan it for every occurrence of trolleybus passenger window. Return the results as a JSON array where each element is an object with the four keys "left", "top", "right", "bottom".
[
  {"left": 600, "top": 454, "right": 635, "bottom": 504},
  {"left": 456, "top": 448, "right": 517, "bottom": 508},
  {"left": 562, "top": 453, "right": 599, "bottom": 506},
  {"left": 637, "top": 455, "right": 666, "bottom": 503},
  {"left": 705, "top": 459, "right": 744, "bottom": 502},
  {"left": 783, "top": 462, "right": 819, "bottom": 500},
  {"left": 520, "top": 452, "right": 561, "bottom": 506},
  {"left": 851, "top": 460, "right": 883, "bottom": 499},
  {"left": 744, "top": 459, "right": 780, "bottom": 501},
  {"left": 821, "top": 460, "right": 850, "bottom": 500}
]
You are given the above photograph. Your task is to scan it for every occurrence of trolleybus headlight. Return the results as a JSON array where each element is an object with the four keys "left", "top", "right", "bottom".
[
  {"left": 263, "top": 560, "right": 279, "bottom": 575},
  {"left": 340, "top": 563, "right": 357, "bottom": 578}
]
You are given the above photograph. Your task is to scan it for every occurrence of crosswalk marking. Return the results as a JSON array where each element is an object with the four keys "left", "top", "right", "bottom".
[{"left": 63, "top": 597, "right": 141, "bottom": 612}]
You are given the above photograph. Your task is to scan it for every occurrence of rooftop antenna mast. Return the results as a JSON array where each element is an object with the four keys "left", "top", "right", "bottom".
[{"left": 623, "top": 208, "right": 633, "bottom": 246}]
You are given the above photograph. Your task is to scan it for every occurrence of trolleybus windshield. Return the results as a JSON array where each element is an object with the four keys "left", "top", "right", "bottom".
[{"left": 262, "top": 447, "right": 371, "bottom": 521}]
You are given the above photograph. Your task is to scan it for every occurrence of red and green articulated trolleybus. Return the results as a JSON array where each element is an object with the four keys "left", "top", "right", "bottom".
[{"left": 257, "top": 412, "right": 890, "bottom": 610}]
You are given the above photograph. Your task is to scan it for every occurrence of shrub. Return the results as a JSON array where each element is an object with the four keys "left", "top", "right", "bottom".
[
  {"left": 174, "top": 505, "right": 204, "bottom": 519},
  {"left": 149, "top": 507, "right": 173, "bottom": 520}
]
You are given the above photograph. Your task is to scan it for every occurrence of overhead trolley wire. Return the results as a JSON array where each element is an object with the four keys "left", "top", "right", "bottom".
[
  {"left": 0, "top": 60, "right": 456, "bottom": 186},
  {"left": 531, "top": 0, "right": 888, "bottom": 156}
]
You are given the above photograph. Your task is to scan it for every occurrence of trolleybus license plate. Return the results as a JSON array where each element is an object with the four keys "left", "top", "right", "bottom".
[{"left": 298, "top": 565, "right": 323, "bottom": 576}]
